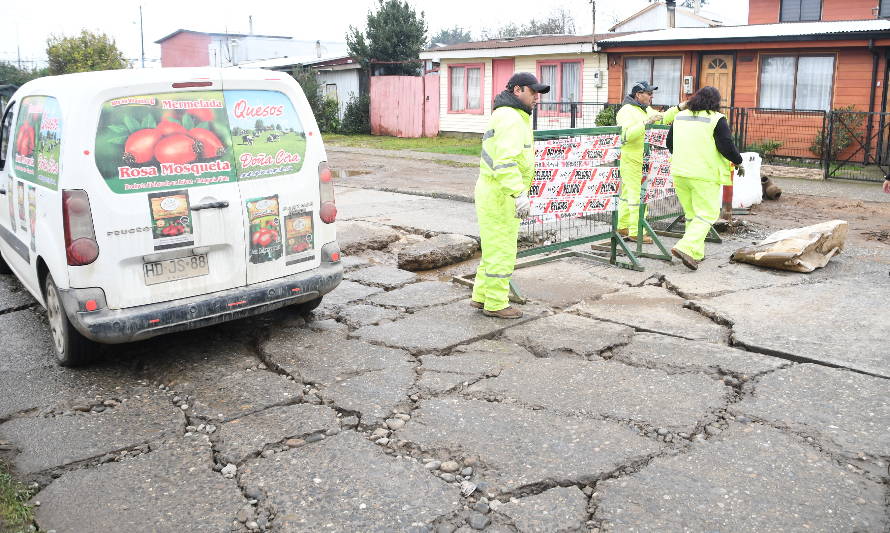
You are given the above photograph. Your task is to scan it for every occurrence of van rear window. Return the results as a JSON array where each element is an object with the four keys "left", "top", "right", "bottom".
[
  {"left": 13, "top": 96, "right": 62, "bottom": 190},
  {"left": 94, "top": 90, "right": 306, "bottom": 194}
]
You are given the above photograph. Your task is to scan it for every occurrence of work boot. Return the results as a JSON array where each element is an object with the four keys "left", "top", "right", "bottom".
[
  {"left": 470, "top": 300, "right": 484, "bottom": 309},
  {"left": 482, "top": 306, "right": 524, "bottom": 319},
  {"left": 617, "top": 228, "right": 629, "bottom": 238},
  {"left": 625, "top": 233, "right": 653, "bottom": 244},
  {"left": 671, "top": 247, "right": 699, "bottom": 271}
]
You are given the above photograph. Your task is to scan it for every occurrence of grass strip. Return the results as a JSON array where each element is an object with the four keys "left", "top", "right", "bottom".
[
  {"left": 0, "top": 462, "right": 34, "bottom": 533},
  {"left": 323, "top": 134, "right": 481, "bottom": 157}
]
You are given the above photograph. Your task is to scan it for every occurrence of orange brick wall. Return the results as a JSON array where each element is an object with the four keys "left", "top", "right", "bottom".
[{"left": 749, "top": 0, "right": 880, "bottom": 24}]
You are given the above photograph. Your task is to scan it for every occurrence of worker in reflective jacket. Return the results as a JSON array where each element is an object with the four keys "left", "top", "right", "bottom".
[
  {"left": 616, "top": 81, "right": 682, "bottom": 243},
  {"left": 471, "top": 72, "right": 549, "bottom": 319},
  {"left": 666, "top": 86, "right": 744, "bottom": 270}
]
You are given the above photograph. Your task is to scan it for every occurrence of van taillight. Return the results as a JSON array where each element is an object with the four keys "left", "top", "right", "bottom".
[
  {"left": 319, "top": 162, "right": 337, "bottom": 224},
  {"left": 62, "top": 190, "right": 99, "bottom": 266}
]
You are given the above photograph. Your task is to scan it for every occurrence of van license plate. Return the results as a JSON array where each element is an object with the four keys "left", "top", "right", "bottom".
[{"left": 143, "top": 254, "right": 209, "bottom": 286}]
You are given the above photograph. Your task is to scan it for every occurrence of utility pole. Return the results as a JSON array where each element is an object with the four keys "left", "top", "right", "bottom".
[
  {"left": 139, "top": 5, "right": 145, "bottom": 68},
  {"left": 589, "top": 0, "right": 598, "bottom": 52}
]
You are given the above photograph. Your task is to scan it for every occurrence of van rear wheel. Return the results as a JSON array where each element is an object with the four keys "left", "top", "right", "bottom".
[{"left": 44, "top": 274, "right": 96, "bottom": 367}]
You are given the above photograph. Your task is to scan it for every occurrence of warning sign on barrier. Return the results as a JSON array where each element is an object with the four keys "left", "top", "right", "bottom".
[
  {"left": 643, "top": 125, "right": 675, "bottom": 204},
  {"left": 529, "top": 133, "right": 622, "bottom": 224}
]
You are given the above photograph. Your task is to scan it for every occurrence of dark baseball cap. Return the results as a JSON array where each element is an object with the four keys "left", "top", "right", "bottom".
[
  {"left": 506, "top": 72, "right": 550, "bottom": 94},
  {"left": 631, "top": 81, "right": 658, "bottom": 94}
]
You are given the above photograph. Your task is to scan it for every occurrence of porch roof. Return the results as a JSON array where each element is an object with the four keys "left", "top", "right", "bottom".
[{"left": 599, "top": 19, "right": 890, "bottom": 47}]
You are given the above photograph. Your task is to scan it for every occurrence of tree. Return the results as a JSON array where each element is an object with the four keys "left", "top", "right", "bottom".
[
  {"left": 255, "top": 119, "right": 265, "bottom": 132},
  {"left": 347, "top": 0, "right": 427, "bottom": 75},
  {"left": 46, "top": 30, "right": 127, "bottom": 75},
  {"left": 0, "top": 62, "right": 48, "bottom": 86},
  {"left": 429, "top": 26, "right": 472, "bottom": 47},
  {"left": 482, "top": 8, "right": 576, "bottom": 39}
]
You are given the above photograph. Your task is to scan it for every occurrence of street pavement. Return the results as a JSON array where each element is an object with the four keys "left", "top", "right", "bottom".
[{"left": 0, "top": 163, "right": 889, "bottom": 532}]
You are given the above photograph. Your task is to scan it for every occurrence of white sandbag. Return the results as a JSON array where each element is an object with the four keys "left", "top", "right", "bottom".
[
  {"left": 730, "top": 220, "right": 848, "bottom": 273},
  {"left": 733, "top": 152, "right": 762, "bottom": 208}
]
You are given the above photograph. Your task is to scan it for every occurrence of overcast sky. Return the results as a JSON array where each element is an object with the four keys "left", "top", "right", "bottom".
[{"left": 1, "top": 0, "right": 748, "bottom": 68}]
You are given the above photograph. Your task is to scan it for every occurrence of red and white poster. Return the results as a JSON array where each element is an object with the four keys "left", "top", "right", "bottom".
[
  {"left": 528, "top": 133, "right": 622, "bottom": 225},
  {"left": 643, "top": 126, "right": 675, "bottom": 204}
]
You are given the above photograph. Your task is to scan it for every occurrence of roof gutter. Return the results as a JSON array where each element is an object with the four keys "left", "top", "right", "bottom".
[{"left": 598, "top": 31, "right": 890, "bottom": 48}]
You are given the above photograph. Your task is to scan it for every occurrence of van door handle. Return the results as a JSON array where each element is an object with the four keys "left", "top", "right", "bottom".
[
  {"left": 190, "top": 201, "right": 229, "bottom": 211},
  {"left": 0, "top": 187, "right": 5, "bottom": 195}
]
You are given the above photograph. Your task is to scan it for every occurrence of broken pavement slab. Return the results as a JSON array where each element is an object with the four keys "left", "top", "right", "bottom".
[
  {"left": 570, "top": 285, "right": 729, "bottom": 343},
  {"left": 336, "top": 220, "right": 401, "bottom": 254},
  {"left": 132, "top": 334, "right": 304, "bottom": 422},
  {"left": 733, "top": 364, "right": 890, "bottom": 462},
  {"left": 610, "top": 332, "right": 788, "bottom": 378},
  {"left": 259, "top": 329, "right": 415, "bottom": 426},
  {"left": 213, "top": 404, "right": 339, "bottom": 465},
  {"left": 238, "top": 431, "right": 460, "bottom": 530},
  {"left": 321, "top": 279, "right": 384, "bottom": 306},
  {"left": 344, "top": 265, "right": 418, "bottom": 289},
  {"left": 502, "top": 313, "right": 633, "bottom": 359},
  {"left": 468, "top": 359, "right": 729, "bottom": 433},
  {"left": 397, "top": 233, "right": 479, "bottom": 271},
  {"left": 497, "top": 486, "right": 589, "bottom": 533},
  {"left": 699, "top": 278, "right": 890, "bottom": 378},
  {"left": 0, "top": 273, "right": 36, "bottom": 313},
  {"left": 508, "top": 258, "right": 628, "bottom": 308},
  {"left": 33, "top": 436, "right": 244, "bottom": 533},
  {"left": 417, "top": 340, "right": 536, "bottom": 395},
  {"left": 351, "top": 300, "right": 543, "bottom": 354},
  {"left": 0, "top": 386, "right": 182, "bottom": 474},
  {"left": 337, "top": 304, "right": 401, "bottom": 328},
  {"left": 395, "top": 397, "right": 663, "bottom": 493},
  {"left": 367, "top": 280, "right": 469, "bottom": 311},
  {"left": 593, "top": 423, "right": 887, "bottom": 532}
]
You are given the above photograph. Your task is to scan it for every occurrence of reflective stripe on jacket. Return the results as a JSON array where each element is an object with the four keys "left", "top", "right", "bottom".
[
  {"left": 479, "top": 106, "right": 534, "bottom": 197},
  {"left": 670, "top": 110, "right": 733, "bottom": 185}
]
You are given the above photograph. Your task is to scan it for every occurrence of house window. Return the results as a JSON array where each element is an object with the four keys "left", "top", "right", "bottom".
[
  {"left": 537, "top": 60, "right": 583, "bottom": 114},
  {"left": 448, "top": 63, "right": 484, "bottom": 114},
  {"left": 881, "top": 0, "right": 890, "bottom": 17},
  {"left": 325, "top": 84, "right": 338, "bottom": 102},
  {"left": 759, "top": 55, "right": 834, "bottom": 110},
  {"left": 623, "top": 57, "right": 682, "bottom": 107},
  {"left": 780, "top": 0, "right": 821, "bottom": 22}
]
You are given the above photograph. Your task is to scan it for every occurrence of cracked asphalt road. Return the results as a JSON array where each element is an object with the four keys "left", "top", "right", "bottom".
[{"left": 1, "top": 147, "right": 889, "bottom": 532}]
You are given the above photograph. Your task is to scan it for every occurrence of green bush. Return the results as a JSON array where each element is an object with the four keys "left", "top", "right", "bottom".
[
  {"left": 340, "top": 94, "right": 371, "bottom": 135},
  {"left": 745, "top": 139, "right": 783, "bottom": 162},
  {"left": 810, "top": 105, "right": 865, "bottom": 160},
  {"left": 316, "top": 97, "right": 341, "bottom": 134},
  {"left": 595, "top": 104, "right": 617, "bottom": 127}
]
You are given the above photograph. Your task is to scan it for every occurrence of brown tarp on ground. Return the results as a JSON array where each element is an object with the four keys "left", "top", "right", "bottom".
[{"left": 731, "top": 220, "right": 848, "bottom": 273}]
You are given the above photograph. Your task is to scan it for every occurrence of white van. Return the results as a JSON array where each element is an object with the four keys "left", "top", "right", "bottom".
[{"left": 0, "top": 68, "right": 342, "bottom": 366}]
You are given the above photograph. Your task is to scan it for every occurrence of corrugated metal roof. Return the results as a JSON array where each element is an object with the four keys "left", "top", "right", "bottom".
[
  {"left": 600, "top": 19, "right": 890, "bottom": 45},
  {"left": 425, "top": 34, "right": 619, "bottom": 53}
]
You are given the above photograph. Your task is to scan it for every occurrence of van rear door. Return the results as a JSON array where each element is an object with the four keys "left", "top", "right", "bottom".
[
  {"left": 220, "top": 72, "right": 321, "bottom": 285},
  {"left": 82, "top": 74, "right": 247, "bottom": 309}
]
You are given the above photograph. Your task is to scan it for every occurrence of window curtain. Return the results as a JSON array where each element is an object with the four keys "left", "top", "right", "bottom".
[
  {"left": 540, "top": 64, "right": 557, "bottom": 112},
  {"left": 652, "top": 58, "right": 681, "bottom": 107},
  {"left": 560, "top": 62, "right": 580, "bottom": 112},
  {"left": 760, "top": 56, "right": 795, "bottom": 109},
  {"left": 450, "top": 67, "right": 465, "bottom": 111},
  {"left": 795, "top": 56, "right": 834, "bottom": 110},
  {"left": 624, "top": 58, "right": 651, "bottom": 96},
  {"left": 467, "top": 68, "right": 481, "bottom": 110}
]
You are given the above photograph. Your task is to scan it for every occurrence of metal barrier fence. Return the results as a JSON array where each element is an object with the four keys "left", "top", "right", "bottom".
[{"left": 537, "top": 102, "right": 888, "bottom": 183}]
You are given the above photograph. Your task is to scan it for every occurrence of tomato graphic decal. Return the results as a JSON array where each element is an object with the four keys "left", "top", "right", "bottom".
[
  {"left": 123, "top": 128, "right": 163, "bottom": 164},
  {"left": 154, "top": 134, "right": 199, "bottom": 164},
  {"left": 188, "top": 128, "right": 224, "bottom": 158}
]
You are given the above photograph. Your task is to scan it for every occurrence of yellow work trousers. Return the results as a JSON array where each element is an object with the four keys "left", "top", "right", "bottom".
[
  {"left": 673, "top": 176, "right": 722, "bottom": 261},
  {"left": 472, "top": 178, "right": 519, "bottom": 311},
  {"left": 618, "top": 158, "right": 646, "bottom": 236}
]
